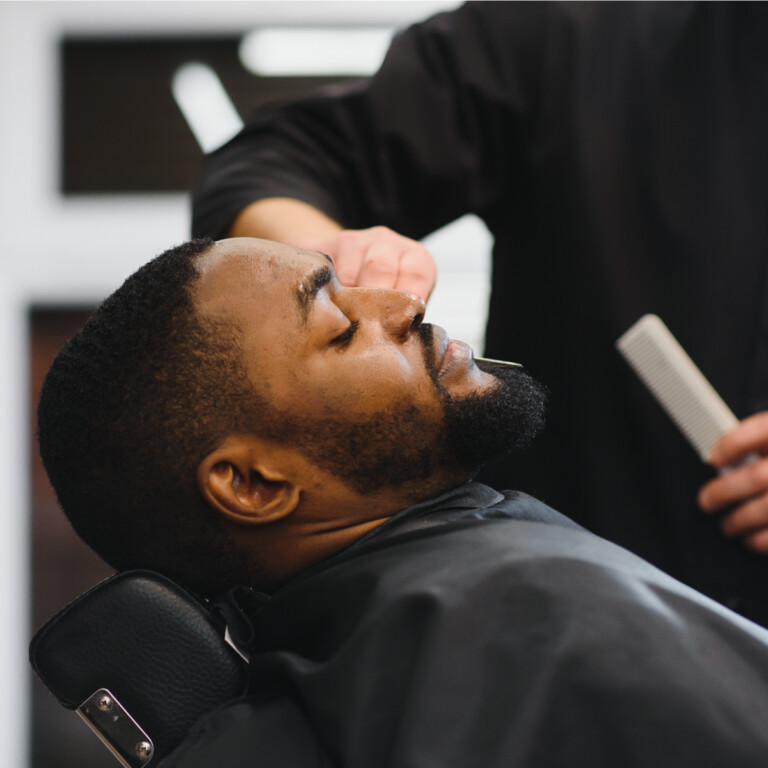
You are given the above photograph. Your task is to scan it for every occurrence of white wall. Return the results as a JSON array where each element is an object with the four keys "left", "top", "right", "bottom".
[{"left": 0, "top": 3, "right": 489, "bottom": 765}]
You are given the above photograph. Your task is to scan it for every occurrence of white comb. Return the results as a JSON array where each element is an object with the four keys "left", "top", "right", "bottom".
[{"left": 616, "top": 314, "right": 737, "bottom": 462}]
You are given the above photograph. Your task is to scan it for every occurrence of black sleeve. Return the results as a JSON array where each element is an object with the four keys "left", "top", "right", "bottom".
[{"left": 191, "top": 1, "right": 540, "bottom": 239}]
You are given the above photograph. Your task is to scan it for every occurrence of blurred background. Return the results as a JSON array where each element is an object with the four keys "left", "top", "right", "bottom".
[{"left": 0, "top": 2, "right": 492, "bottom": 766}]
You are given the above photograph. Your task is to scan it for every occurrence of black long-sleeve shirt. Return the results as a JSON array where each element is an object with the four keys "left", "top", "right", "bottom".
[{"left": 192, "top": 1, "right": 768, "bottom": 625}]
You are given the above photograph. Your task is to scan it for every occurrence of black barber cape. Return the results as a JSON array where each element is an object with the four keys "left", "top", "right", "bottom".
[{"left": 164, "top": 484, "right": 768, "bottom": 767}]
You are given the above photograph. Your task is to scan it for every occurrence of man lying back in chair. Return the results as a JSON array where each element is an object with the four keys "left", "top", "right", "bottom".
[{"left": 38, "top": 237, "right": 768, "bottom": 767}]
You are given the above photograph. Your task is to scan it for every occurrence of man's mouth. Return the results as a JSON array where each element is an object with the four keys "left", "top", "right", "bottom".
[
  {"left": 438, "top": 339, "right": 475, "bottom": 377},
  {"left": 429, "top": 325, "right": 476, "bottom": 378},
  {"left": 417, "top": 323, "right": 478, "bottom": 385}
]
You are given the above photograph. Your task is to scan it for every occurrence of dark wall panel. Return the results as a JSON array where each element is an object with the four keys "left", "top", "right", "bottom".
[{"left": 61, "top": 35, "right": 353, "bottom": 193}]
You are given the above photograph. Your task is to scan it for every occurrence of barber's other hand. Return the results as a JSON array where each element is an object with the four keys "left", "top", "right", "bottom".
[
  {"left": 698, "top": 412, "right": 768, "bottom": 552},
  {"left": 309, "top": 226, "right": 437, "bottom": 302}
]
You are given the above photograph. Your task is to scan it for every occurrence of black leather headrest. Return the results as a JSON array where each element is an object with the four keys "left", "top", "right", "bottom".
[{"left": 30, "top": 570, "right": 249, "bottom": 765}]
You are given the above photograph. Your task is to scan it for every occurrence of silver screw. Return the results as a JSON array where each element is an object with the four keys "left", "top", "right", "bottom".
[
  {"left": 97, "top": 694, "right": 113, "bottom": 712},
  {"left": 136, "top": 741, "right": 153, "bottom": 759}
]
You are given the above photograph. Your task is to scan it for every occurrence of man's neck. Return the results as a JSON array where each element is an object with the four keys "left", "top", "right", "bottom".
[{"left": 260, "top": 471, "right": 475, "bottom": 585}]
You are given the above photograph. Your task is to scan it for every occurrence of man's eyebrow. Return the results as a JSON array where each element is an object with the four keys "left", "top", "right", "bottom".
[{"left": 295, "top": 261, "right": 335, "bottom": 324}]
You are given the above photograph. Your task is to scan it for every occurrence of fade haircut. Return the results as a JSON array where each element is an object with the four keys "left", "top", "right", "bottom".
[{"left": 37, "top": 238, "right": 269, "bottom": 596}]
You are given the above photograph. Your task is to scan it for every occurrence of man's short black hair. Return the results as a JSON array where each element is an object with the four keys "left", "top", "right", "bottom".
[{"left": 37, "top": 238, "right": 268, "bottom": 596}]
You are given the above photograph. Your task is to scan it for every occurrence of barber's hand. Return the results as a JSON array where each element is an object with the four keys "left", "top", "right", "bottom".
[
  {"left": 698, "top": 412, "right": 768, "bottom": 552},
  {"left": 309, "top": 226, "right": 437, "bottom": 302},
  {"left": 230, "top": 201, "right": 436, "bottom": 300}
]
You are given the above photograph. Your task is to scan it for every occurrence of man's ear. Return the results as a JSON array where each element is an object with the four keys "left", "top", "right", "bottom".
[{"left": 197, "top": 436, "right": 301, "bottom": 525}]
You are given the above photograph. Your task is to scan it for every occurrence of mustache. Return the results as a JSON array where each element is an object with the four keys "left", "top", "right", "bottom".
[{"left": 416, "top": 323, "right": 439, "bottom": 383}]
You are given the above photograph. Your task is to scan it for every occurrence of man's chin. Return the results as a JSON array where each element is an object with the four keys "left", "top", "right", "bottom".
[{"left": 441, "top": 365, "right": 548, "bottom": 470}]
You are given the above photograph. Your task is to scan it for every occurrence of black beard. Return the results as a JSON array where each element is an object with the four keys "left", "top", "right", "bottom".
[
  {"left": 440, "top": 362, "right": 548, "bottom": 473},
  {"left": 274, "top": 325, "right": 547, "bottom": 495}
]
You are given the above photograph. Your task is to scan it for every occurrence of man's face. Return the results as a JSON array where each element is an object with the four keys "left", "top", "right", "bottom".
[{"left": 195, "top": 239, "right": 545, "bottom": 495}]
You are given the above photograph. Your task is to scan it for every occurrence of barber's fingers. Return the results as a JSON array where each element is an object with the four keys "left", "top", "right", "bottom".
[
  {"left": 392, "top": 246, "right": 437, "bottom": 301},
  {"left": 709, "top": 412, "right": 768, "bottom": 468},
  {"left": 311, "top": 226, "right": 436, "bottom": 301},
  {"left": 327, "top": 237, "right": 365, "bottom": 287},
  {"left": 744, "top": 527, "right": 768, "bottom": 553},
  {"left": 356, "top": 240, "right": 437, "bottom": 297},
  {"left": 720, "top": 494, "right": 768, "bottom": 535},
  {"left": 719, "top": 495, "right": 768, "bottom": 553},
  {"left": 698, "top": 457, "right": 768, "bottom": 554},
  {"left": 699, "top": 457, "right": 768, "bottom": 513},
  {"left": 355, "top": 239, "right": 402, "bottom": 290}
]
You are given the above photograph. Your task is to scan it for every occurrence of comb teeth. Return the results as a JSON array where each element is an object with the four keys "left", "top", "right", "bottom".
[{"left": 616, "top": 314, "right": 737, "bottom": 462}]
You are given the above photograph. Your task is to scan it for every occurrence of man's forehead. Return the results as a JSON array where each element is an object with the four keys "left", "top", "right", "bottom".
[
  {"left": 194, "top": 238, "right": 332, "bottom": 305},
  {"left": 200, "top": 237, "right": 327, "bottom": 271}
]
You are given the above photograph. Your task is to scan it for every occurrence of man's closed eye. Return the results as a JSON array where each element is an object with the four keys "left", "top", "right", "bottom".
[{"left": 330, "top": 321, "right": 359, "bottom": 349}]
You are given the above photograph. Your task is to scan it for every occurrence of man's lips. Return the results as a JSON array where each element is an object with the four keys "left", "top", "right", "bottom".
[
  {"left": 432, "top": 326, "right": 475, "bottom": 378},
  {"left": 439, "top": 339, "right": 475, "bottom": 377}
]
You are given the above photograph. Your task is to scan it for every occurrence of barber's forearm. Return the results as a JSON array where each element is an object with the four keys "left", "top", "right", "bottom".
[{"left": 228, "top": 198, "right": 343, "bottom": 248}]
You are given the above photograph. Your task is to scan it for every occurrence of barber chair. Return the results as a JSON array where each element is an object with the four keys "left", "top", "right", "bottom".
[{"left": 29, "top": 570, "right": 250, "bottom": 767}]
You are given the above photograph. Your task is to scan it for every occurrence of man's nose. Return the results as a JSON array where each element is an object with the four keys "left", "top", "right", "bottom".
[{"left": 358, "top": 288, "right": 426, "bottom": 341}]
